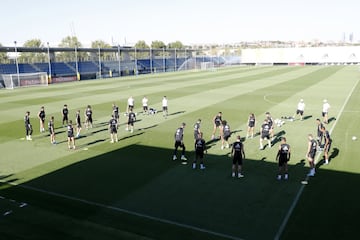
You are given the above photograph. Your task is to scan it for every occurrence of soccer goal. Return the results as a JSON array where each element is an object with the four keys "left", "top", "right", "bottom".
[
  {"left": 200, "top": 61, "right": 215, "bottom": 71},
  {"left": 1, "top": 72, "right": 48, "bottom": 89}
]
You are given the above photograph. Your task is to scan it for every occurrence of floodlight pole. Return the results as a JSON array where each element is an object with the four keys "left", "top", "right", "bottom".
[
  {"left": 14, "top": 41, "right": 20, "bottom": 85},
  {"left": 185, "top": 48, "right": 187, "bottom": 71},
  {"left": 74, "top": 44, "right": 79, "bottom": 80},
  {"left": 174, "top": 48, "right": 177, "bottom": 71},
  {"left": 98, "top": 45, "right": 101, "bottom": 79},
  {"left": 134, "top": 47, "right": 138, "bottom": 76},
  {"left": 163, "top": 47, "right": 165, "bottom": 72},
  {"left": 117, "top": 45, "right": 121, "bottom": 77},
  {"left": 150, "top": 48, "right": 153, "bottom": 73},
  {"left": 47, "top": 42, "right": 52, "bottom": 83}
]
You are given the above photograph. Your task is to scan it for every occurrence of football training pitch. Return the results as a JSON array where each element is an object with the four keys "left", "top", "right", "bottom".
[{"left": 0, "top": 66, "right": 359, "bottom": 240}]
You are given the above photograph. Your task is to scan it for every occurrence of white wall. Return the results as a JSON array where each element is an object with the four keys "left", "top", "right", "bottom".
[{"left": 241, "top": 46, "right": 360, "bottom": 64}]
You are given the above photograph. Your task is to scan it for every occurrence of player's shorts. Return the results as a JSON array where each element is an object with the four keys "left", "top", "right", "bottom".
[
  {"left": 63, "top": 115, "right": 68, "bottom": 121},
  {"left": 143, "top": 106, "right": 148, "bottom": 111},
  {"left": 68, "top": 133, "right": 74, "bottom": 138},
  {"left": 322, "top": 111, "right": 328, "bottom": 117},
  {"left": 233, "top": 155, "right": 243, "bottom": 165},
  {"left": 110, "top": 127, "right": 117, "bottom": 134},
  {"left": 214, "top": 121, "right": 221, "bottom": 127},
  {"left": 223, "top": 133, "right": 231, "bottom": 141},
  {"left": 77, "top": 121, "right": 82, "bottom": 128},
  {"left": 278, "top": 156, "right": 289, "bottom": 167},
  {"left": 40, "top": 118, "right": 45, "bottom": 123},
  {"left": 114, "top": 113, "right": 119, "bottom": 119},
  {"left": 296, "top": 110, "right": 304, "bottom": 116},
  {"left": 87, "top": 116, "right": 93, "bottom": 123},
  {"left": 324, "top": 141, "right": 332, "bottom": 153},
  {"left": 308, "top": 150, "right": 316, "bottom": 160},
  {"left": 162, "top": 106, "right": 168, "bottom": 111},
  {"left": 261, "top": 132, "right": 270, "bottom": 140},
  {"left": 26, "top": 124, "right": 33, "bottom": 135},
  {"left": 196, "top": 149, "right": 204, "bottom": 159},
  {"left": 248, "top": 122, "right": 255, "bottom": 128},
  {"left": 194, "top": 132, "right": 199, "bottom": 140},
  {"left": 174, "top": 140, "right": 185, "bottom": 149},
  {"left": 49, "top": 128, "right": 54, "bottom": 135}
]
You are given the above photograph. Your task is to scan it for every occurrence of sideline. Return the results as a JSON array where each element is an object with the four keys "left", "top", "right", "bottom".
[{"left": 273, "top": 77, "right": 360, "bottom": 240}]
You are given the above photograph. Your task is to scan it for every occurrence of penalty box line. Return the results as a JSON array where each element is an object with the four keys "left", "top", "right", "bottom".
[
  {"left": 274, "top": 77, "right": 360, "bottom": 240},
  {"left": 2, "top": 180, "right": 244, "bottom": 240}
]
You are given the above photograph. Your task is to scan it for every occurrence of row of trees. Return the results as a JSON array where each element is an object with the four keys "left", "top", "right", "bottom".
[{"left": 0, "top": 37, "right": 186, "bottom": 63}]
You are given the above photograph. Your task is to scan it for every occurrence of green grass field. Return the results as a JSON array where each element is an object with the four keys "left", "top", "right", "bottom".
[{"left": 0, "top": 66, "right": 359, "bottom": 240}]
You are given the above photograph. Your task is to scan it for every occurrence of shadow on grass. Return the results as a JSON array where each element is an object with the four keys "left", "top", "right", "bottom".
[
  {"left": 327, "top": 117, "right": 336, "bottom": 124},
  {"left": 0, "top": 143, "right": 355, "bottom": 240}
]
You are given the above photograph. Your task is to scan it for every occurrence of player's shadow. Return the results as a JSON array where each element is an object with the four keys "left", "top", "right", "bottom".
[
  {"left": 328, "top": 117, "right": 336, "bottom": 124},
  {"left": 120, "top": 132, "right": 144, "bottom": 141},
  {"left": 168, "top": 111, "right": 186, "bottom": 116},
  {"left": 295, "top": 159, "right": 306, "bottom": 167},
  {"left": 0, "top": 174, "right": 13, "bottom": 180},
  {"left": 86, "top": 139, "right": 106, "bottom": 146},
  {"left": 91, "top": 128, "right": 109, "bottom": 134},
  {"left": 138, "top": 124, "right": 158, "bottom": 131},
  {"left": 303, "top": 115, "right": 312, "bottom": 120},
  {"left": 231, "top": 129, "right": 242, "bottom": 135},
  {"left": 271, "top": 130, "right": 286, "bottom": 145},
  {"left": 205, "top": 137, "right": 221, "bottom": 149},
  {"left": 96, "top": 122, "right": 109, "bottom": 127}
]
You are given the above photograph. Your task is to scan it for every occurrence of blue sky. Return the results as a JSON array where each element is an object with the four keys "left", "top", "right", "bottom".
[{"left": 1, "top": 0, "right": 359, "bottom": 47}]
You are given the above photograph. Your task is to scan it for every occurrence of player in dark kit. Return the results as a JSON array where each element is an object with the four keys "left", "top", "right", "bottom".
[
  {"left": 109, "top": 115, "right": 118, "bottom": 143},
  {"left": 112, "top": 103, "right": 120, "bottom": 124},
  {"left": 67, "top": 120, "right": 75, "bottom": 149},
  {"left": 316, "top": 118, "right": 324, "bottom": 147},
  {"left": 266, "top": 112, "right": 275, "bottom": 140},
  {"left": 48, "top": 116, "right": 56, "bottom": 144},
  {"left": 259, "top": 119, "right": 271, "bottom": 150},
  {"left": 221, "top": 120, "right": 231, "bottom": 149},
  {"left": 193, "top": 132, "right": 206, "bottom": 170},
  {"left": 173, "top": 123, "right": 187, "bottom": 163},
  {"left": 24, "top": 111, "right": 33, "bottom": 140},
  {"left": 276, "top": 137, "right": 291, "bottom": 180},
  {"left": 231, "top": 135, "right": 245, "bottom": 178},
  {"left": 75, "top": 110, "right": 82, "bottom": 138},
  {"left": 38, "top": 106, "right": 46, "bottom": 132},
  {"left": 84, "top": 105, "right": 93, "bottom": 129},
  {"left": 62, "top": 104, "right": 69, "bottom": 126},
  {"left": 321, "top": 126, "right": 332, "bottom": 165},
  {"left": 211, "top": 112, "right": 222, "bottom": 140},
  {"left": 126, "top": 110, "right": 136, "bottom": 133},
  {"left": 246, "top": 113, "right": 256, "bottom": 139},
  {"left": 193, "top": 119, "right": 201, "bottom": 141},
  {"left": 306, "top": 134, "right": 317, "bottom": 176}
]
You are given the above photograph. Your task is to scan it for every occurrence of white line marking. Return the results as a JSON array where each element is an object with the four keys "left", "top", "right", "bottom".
[
  {"left": 0, "top": 180, "right": 243, "bottom": 240},
  {"left": 274, "top": 77, "right": 360, "bottom": 240}
]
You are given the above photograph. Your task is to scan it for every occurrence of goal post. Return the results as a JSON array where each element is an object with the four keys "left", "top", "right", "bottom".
[
  {"left": 200, "top": 61, "right": 215, "bottom": 71},
  {"left": 1, "top": 72, "right": 48, "bottom": 89}
]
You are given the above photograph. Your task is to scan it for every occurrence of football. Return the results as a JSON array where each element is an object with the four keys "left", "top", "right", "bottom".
[{"left": 352, "top": 136, "right": 357, "bottom": 141}]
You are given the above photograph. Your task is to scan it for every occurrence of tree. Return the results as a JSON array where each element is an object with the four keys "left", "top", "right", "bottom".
[
  {"left": 151, "top": 40, "right": 166, "bottom": 49},
  {"left": 134, "top": 40, "right": 150, "bottom": 59},
  {"left": 0, "top": 43, "right": 9, "bottom": 63},
  {"left": 57, "top": 36, "right": 88, "bottom": 62},
  {"left": 91, "top": 40, "right": 113, "bottom": 61},
  {"left": 168, "top": 41, "right": 184, "bottom": 49},
  {"left": 18, "top": 39, "right": 47, "bottom": 63},
  {"left": 151, "top": 41, "right": 167, "bottom": 56}
]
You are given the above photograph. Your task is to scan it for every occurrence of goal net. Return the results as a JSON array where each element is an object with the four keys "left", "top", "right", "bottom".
[
  {"left": 200, "top": 61, "right": 215, "bottom": 71},
  {"left": 1, "top": 72, "right": 48, "bottom": 89}
]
